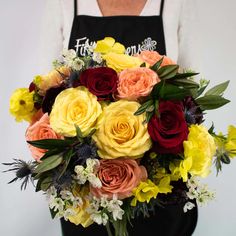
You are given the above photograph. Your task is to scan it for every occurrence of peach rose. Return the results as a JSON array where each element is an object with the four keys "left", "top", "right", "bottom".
[
  {"left": 38, "top": 66, "right": 71, "bottom": 94},
  {"left": 90, "top": 159, "right": 147, "bottom": 199},
  {"left": 117, "top": 67, "right": 160, "bottom": 100},
  {"left": 25, "top": 113, "right": 62, "bottom": 161},
  {"left": 137, "top": 50, "right": 175, "bottom": 67}
]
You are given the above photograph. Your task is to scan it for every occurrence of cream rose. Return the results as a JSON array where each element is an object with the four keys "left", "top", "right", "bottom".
[
  {"left": 92, "top": 100, "right": 152, "bottom": 159},
  {"left": 50, "top": 86, "right": 102, "bottom": 137}
]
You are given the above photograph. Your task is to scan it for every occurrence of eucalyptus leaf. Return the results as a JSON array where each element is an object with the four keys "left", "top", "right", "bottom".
[
  {"left": 27, "top": 139, "right": 74, "bottom": 149},
  {"left": 157, "top": 65, "right": 179, "bottom": 80},
  {"left": 195, "top": 80, "right": 210, "bottom": 98},
  {"left": 40, "top": 148, "right": 64, "bottom": 161},
  {"left": 205, "top": 80, "right": 230, "bottom": 96},
  {"left": 196, "top": 95, "right": 230, "bottom": 110},
  {"left": 35, "top": 154, "right": 63, "bottom": 174}
]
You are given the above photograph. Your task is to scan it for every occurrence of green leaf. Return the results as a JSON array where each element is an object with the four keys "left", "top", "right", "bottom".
[
  {"left": 75, "top": 125, "right": 84, "bottom": 143},
  {"left": 134, "top": 100, "right": 153, "bottom": 116},
  {"left": 150, "top": 57, "right": 164, "bottom": 71},
  {"left": 27, "top": 139, "right": 74, "bottom": 149},
  {"left": 173, "top": 72, "right": 199, "bottom": 79},
  {"left": 157, "top": 65, "right": 179, "bottom": 80},
  {"left": 140, "top": 62, "right": 146, "bottom": 67},
  {"left": 196, "top": 95, "right": 230, "bottom": 110},
  {"left": 205, "top": 80, "right": 230, "bottom": 96},
  {"left": 208, "top": 123, "right": 215, "bottom": 134},
  {"left": 58, "top": 149, "right": 73, "bottom": 179},
  {"left": 195, "top": 80, "right": 210, "bottom": 98},
  {"left": 40, "top": 148, "right": 64, "bottom": 161},
  {"left": 35, "top": 154, "right": 63, "bottom": 174},
  {"left": 36, "top": 176, "right": 52, "bottom": 192},
  {"left": 151, "top": 81, "right": 164, "bottom": 98},
  {"left": 221, "top": 153, "right": 231, "bottom": 164},
  {"left": 159, "top": 83, "right": 191, "bottom": 100},
  {"left": 49, "top": 208, "right": 58, "bottom": 219},
  {"left": 169, "top": 79, "right": 199, "bottom": 89}
]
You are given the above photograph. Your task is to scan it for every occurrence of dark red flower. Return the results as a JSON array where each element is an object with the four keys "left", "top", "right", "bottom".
[
  {"left": 148, "top": 101, "right": 188, "bottom": 154},
  {"left": 80, "top": 67, "right": 118, "bottom": 100}
]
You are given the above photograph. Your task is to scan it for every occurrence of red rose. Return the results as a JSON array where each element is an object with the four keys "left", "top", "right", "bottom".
[
  {"left": 80, "top": 67, "right": 118, "bottom": 100},
  {"left": 148, "top": 101, "right": 188, "bottom": 154}
]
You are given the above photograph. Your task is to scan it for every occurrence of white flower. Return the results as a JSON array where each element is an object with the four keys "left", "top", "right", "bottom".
[
  {"left": 88, "top": 173, "right": 102, "bottom": 188},
  {"left": 90, "top": 211, "right": 108, "bottom": 225},
  {"left": 92, "top": 52, "right": 103, "bottom": 64},
  {"left": 62, "top": 49, "right": 84, "bottom": 71},
  {"left": 60, "top": 190, "right": 74, "bottom": 201},
  {"left": 49, "top": 197, "right": 65, "bottom": 212},
  {"left": 46, "top": 186, "right": 57, "bottom": 197},
  {"left": 183, "top": 202, "right": 196, "bottom": 213},
  {"left": 72, "top": 196, "right": 83, "bottom": 208},
  {"left": 112, "top": 208, "right": 124, "bottom": 221}
]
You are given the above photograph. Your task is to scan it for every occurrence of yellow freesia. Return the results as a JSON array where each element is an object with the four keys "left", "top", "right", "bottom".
[
  {"left": 92, "top": 100, "right": 152, "bottom": 159},
  {"left": 131, "top": 177, "right": 173, "bottom": 206},
  {"left": 131, "top": 179, "right": 159, "bottom": 206},
  {"left": 225, "top": 125, "right": 236, "bottom": 158},
  {"left": 50, "top": 86, "right": 102, "bottom": 137},
  {"left": 9, "top": 88, "right": 36, "bottom": 122},
  {"left": 94, "top": 37, "right": 125, "bottom": 54}
]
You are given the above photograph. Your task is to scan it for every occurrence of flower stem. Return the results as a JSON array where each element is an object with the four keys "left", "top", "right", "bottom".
[{"left": 105, "top": 222, "right": 113, "bottom": 236}]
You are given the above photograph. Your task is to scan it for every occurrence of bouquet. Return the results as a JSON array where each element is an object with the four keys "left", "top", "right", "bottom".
[{"left": 5, "top": 37, "right": 236, "bottom": 236}]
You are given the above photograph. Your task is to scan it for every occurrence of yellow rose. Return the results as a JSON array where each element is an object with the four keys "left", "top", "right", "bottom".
[
  {"left": 37, "top": 66, "right": 71, "bottom": 95},
  {"left": 50, "top": 86, "right": 102, "bottom": 137},
  {"left": 225, "top": 125, "right": 236, "bottom": 158},
  {"left": 9, "top": 88, "right": 36, "bottom": 122},
  {"left": 94, "top": 37, "right": 125, "bottom": 54},
  {"left": 92, "top": 100, "right": 152, "bottom": 159},
  {"left": 183, "top": 125, "right": 216, "bottom": 178},
  {"left": 103, "top": 53, "right": 142, "bottom": 73}
]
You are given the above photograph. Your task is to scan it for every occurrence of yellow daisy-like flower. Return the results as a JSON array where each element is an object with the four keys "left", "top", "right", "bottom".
[
  {"left": 50, "top": 86, "right": 102, "bottom": 137},
  {"left": 92, "top": 100, "right": 152, "bottom": 159},
  {"left": 94, "top": 37, "right": 125, "bottom": 55},
  {"left": 225, "top": 125, "right": 236, "bottom": 158},
  {"left": 9, "top": 88, "right": 36, "bottom": 122}
]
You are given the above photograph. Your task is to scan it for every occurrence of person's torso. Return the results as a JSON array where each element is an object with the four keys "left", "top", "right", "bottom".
[{"left": 68, "top": 0, "right": 166, "bottom": 56}]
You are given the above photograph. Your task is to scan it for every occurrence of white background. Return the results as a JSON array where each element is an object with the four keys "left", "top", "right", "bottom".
[{"left": 0, "top": 0, "right": 236, "bottom": 235}]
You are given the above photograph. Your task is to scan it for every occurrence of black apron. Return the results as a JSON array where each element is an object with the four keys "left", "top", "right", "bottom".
[{"left": 62, "top": 1, "right": 198, "bottom": 235}]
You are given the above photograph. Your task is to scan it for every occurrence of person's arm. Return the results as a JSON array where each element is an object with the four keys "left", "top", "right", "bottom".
[
  {"left": 177, "top": 0, "right": 201, "bottom": 71},
  {"left": 39, "top": 0, "right": 64, "bottom": 73}
]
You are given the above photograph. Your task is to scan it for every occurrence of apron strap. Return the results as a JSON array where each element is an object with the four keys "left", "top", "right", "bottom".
[
  {"left": 74, "top": 0, "right": 78, "bottom": 17},
  {"left": 160, "top": 0, "right": 165, "bottom": 16}
]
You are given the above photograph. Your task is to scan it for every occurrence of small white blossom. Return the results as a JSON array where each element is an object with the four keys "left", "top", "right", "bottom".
[
  {"left": 62, "top": 49, "right": 84, "bottom": 71},
  {"left": 63, "top": 208, "right": 77, "bottom": 221},
  {"left": 60, "top": 190, "right": 74, "bottom": 201},
  {"left": 91, "top": 211, "right": 109, "bottom": 225},
  {"left": 49, "top": 197, "right": 65, "bottom": 212},
  {"left": 92, "top": 52, "right": 103, "bottom": 64},
  {"left": 183, "top": 201, "right": 196, "bottom": 213},
  {"left": 186, "top": 177, "right": 216, "bottom": 208}
]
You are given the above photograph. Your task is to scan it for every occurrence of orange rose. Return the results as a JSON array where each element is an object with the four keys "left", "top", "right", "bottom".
[
  {"left": 137, "top": 50, "right": 175, "bottom": 67},
  {"left": 38, "top": 66, "right": 71, "bottom": 94},
  {"left": 90, "top": 159, "right": 147, "bottom": 199},
  {"left": 25, "top": 113, "right": 62, "bottom": 161},
  {"left": 117, "top": 67, "right": 160, "bottom": 100}
]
